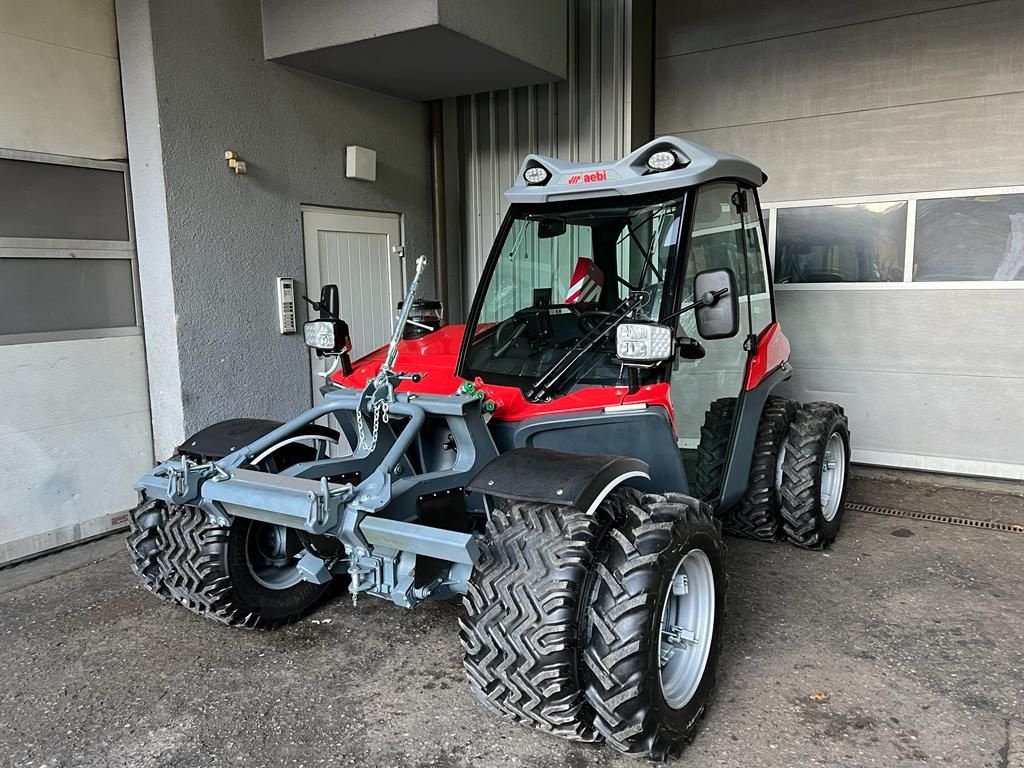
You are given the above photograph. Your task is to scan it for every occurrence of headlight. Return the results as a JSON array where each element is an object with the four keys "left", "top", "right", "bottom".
[
  {"left": 524, "top": 166, "right": 550, "bottom": 185},
  {"left": 616, "top": 322, "right": 673, "bottom": 364},
  {"left": 303, "top": 320, "right": 337, "bottom": 350},
  {"left": 646, "top": 150, "right": 677, "bottom": 171}
]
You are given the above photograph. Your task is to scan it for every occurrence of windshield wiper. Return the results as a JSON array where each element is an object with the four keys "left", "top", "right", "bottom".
[{"left": 524, "top": 294, "right": 641, "bottom": 403}]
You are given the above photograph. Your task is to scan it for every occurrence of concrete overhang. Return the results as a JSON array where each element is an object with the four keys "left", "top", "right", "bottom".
[{"left": 261, "top": 0, "right": 567, "bottom": 101}]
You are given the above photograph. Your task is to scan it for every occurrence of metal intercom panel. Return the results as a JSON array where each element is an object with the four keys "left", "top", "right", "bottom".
[{"left": 277, "top": 277, "right": 296, "bottom": 334}]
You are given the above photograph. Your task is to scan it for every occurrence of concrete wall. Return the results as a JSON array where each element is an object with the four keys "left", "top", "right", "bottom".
[
  {"left": 118, "top": 0, "right": 434, "bottom": 455},
  {"left": 261, "top": 0, "right": 439, "bottom": 58},
  {"left": 261, "top": 0, "right": 567, "bottom": 101},
  {"left": 438, "top": 0, "right": 567, "bottom": 79},
  {"left": 0, "top": 0, "right": 126, "bottom": 159},
  {"left": 654, "top": 0, "right": 1024, "bottom": 479},
  {"left": 262, "top": 0, "right": 565, "bottom": 79}
]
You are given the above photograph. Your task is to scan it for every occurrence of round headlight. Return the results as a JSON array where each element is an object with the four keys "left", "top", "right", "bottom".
[
  {"left": 646, "top": 151, "right": 677, "bottom": 171},
  {"left": 524, "top": 166, "right": 550, "bottom": 185}
]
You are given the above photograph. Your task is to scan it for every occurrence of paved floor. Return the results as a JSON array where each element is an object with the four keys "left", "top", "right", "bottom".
[{"left": 2, "top": 479, "right": 1023, "bottom": 768}]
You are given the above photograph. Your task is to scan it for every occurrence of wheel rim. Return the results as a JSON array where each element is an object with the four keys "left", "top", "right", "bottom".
[
  {"left": 658, "top": 549, "right": 716, "bottom": 709},
  {"left": 244, "top": 521, "right": 304, "bottom": 590},
  {"left": 820, "top": 432, "right": 846, "bottom": 522}
]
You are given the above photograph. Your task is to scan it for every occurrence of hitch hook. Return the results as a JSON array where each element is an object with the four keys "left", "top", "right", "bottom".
[{"left": 305, "top": 477, "right": 353, "bottom": 531}]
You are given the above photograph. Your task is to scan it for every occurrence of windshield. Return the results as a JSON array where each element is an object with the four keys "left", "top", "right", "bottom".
[{"left": 463, "top": 196, "right": 685, "bottom": 392}]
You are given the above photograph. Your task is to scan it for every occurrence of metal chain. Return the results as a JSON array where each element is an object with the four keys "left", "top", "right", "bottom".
[
  {"left": 355, "top": 382, "right": 389, "bottom": 453},
  {"left": 355, "top": 404, "right": 367, "bottom": 448}
]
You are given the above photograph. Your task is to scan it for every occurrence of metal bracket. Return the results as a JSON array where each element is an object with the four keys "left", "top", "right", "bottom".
[
  {"left": 305, "top": 476, "right": 354, "bottom": 529},
  {"left": 156, "top": 455, "right": 225, "bottom": 505},
  {"left": 296, "top": 551, "right": 333, "bottom": 585}
]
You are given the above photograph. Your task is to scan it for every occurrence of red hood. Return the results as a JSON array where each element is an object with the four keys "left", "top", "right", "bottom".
[
  {"left": 333, "top": 324, "right": 467, "bottom": 393},
  {"left": 330, "top": 324, "right": 674, "bottom": 425}
]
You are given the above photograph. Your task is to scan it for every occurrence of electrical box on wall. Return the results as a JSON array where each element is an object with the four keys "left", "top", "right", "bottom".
[
  {"left": 276, "top": 277, "right": 296, "bottom": 334},
  {"left": 346, "top": 145, "right": 377, "bottom": 181}
]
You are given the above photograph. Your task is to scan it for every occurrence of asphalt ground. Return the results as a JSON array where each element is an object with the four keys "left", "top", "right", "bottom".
[{"left": 2, "top": 473, "right": 1023, "bottom": 768}]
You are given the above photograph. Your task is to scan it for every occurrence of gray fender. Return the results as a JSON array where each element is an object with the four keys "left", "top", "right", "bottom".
[{"left": 467, "top": 447, "right": 649, "bottom": 515}]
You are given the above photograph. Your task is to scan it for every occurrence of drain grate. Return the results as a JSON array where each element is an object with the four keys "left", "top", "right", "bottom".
[{"left": 847, "top": 502, "right": 1024, "bottom": 535}]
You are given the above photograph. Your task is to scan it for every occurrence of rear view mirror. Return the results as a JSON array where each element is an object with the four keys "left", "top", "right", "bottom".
[
  {"left": 538, "top": 218, "right": 567, "bottom": 239},
  {"left": 694, "top": 268, "right": 739, "bottom": 340},
  {"left": 320, "top": 283, "right": 340, "bottom": 318}
]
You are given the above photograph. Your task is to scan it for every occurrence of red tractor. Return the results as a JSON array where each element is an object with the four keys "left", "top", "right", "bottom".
[{"left": 129, "top": 137, "right": 850, "bottom": 761}]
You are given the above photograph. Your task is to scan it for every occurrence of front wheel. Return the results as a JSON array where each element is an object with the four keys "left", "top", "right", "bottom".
[
  {"left": 583, "top": 493, "right": 727, "bottom": 761},
  {"left": 459, "top": 493, "right": 632, "bottom": 741}
]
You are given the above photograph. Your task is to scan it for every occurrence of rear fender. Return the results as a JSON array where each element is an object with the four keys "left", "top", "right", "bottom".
[
  {"left": 467, "top": 447, "right": 649, "bottom": 515},
  {"left": 178, "top": 418, "right": 340, "bottom": 464}
]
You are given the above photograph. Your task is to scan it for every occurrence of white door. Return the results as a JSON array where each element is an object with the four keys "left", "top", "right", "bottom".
[{"left": 302, "top": 207, "right": 403, "bottom": 400}]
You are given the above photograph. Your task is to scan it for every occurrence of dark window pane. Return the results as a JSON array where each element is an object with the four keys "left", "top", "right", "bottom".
[
  {"left": 775, "top": 202, "right": 907, "bottom": 283},
  {"left": 0, "top": 159, "right": 129, "bottom": 241},
  {"left": 0, "top": 258, "right": 136, "bottom": 335},
  {"left": 914, "top": 194, "right": 1024, "bottom": 281}
]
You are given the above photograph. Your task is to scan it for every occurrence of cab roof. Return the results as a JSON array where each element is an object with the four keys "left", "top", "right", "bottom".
[{"left": 505, "top": 136, "right": 766, "bottom": 204}]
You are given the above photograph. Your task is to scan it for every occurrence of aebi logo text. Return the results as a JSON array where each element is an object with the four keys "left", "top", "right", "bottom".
[{"left": 567, "top": 170, "right": 608, "bottom": 185}]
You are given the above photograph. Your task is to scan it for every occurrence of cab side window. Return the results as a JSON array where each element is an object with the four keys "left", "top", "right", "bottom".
[{"left": 682, "top": 184, "right": 772, "bottom": 335}]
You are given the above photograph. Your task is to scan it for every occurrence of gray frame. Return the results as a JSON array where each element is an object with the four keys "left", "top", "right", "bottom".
[
  {"left": 135, "top": 387, "right": 500, "bottom": 608},
  {"left": 0, "top": 148, "right": 140, "bottom": 345}
]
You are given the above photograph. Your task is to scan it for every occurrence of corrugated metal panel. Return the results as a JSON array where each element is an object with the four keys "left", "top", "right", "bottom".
[
  {"left": 657, "top": 0, "right": 1024, "bottom": 136},
  {"left": 455, "top": 0, "right": 639, "bottom": 307}
]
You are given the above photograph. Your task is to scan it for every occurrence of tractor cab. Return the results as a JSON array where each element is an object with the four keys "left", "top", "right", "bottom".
[{"left": 457, "top": 138, "right": 781, "bottom": 507}]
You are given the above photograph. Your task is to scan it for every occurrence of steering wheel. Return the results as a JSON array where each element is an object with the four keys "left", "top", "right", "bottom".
[
  {"left": 577, "top": 310, "right": 613, "bottom": 335},
  {"left": 491, "top": 317, "right": 527, "bottom": 359}
]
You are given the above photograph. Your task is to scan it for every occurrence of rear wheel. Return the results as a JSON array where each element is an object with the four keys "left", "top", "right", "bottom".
[
  {"left": 583, "top": 493, "right": 727, "bottom": 760},
  {"left": 460, "top": 490, "right": 635, "bottom": 741},
  {"left": 692, "top": 398, "right": 735, "bottom": 502},
  {"left": 725, "top": 396, "right": 797, "bottom": 541},
  {"left": 155, "top": 505, "right": 331, "bottom": 628},
  {"left": 127, "top": 498, "right": 171, "bottom": 600},
  {"left": 128, "top": 442, "right": 336, "bottom": 627},
  {"left": 779, "top": 402, "right": 851, "bottom": 548}
]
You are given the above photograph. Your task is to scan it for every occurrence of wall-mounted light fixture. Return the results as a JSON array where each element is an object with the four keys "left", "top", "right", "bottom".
[{"left": 224, "top": 150, "right": 247, "bottom": 175}]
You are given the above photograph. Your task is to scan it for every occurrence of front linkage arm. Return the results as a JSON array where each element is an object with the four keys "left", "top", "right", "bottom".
[{"left": 134, "top": 257, "right": 499, "bottom": 609}]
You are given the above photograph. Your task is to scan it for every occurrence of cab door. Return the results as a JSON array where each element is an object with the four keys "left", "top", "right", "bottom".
[{"left": 673, "top": 183, "right": 772, "bottom": 502}]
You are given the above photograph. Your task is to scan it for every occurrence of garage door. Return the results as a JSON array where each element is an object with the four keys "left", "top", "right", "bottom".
[
  {"left": 0, "top": 154, "right": 154, "bottom": 563},
  {"left": 652, "top": 0, "right": 1024, "bottom": 479}
]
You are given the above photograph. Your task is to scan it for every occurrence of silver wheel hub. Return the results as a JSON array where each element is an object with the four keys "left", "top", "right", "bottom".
[
  {"left": 820, "top": 432, "right": 846, "bottom": 522},
  {"left": 658, "top": 549, "right": 716, "bottom": 709},
  {"left": 246, "top": 522, "right": 304, "bottom": 590}
]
